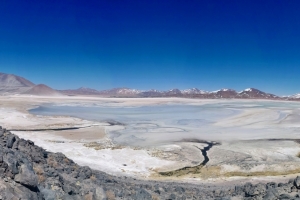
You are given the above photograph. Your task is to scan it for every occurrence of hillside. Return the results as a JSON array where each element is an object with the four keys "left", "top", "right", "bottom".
[
  {"left": 0, "top": 73, "right": 35, "bottom": 94},
  {"left": 23, "top": 84, "right": 62, "bottom": 96}
]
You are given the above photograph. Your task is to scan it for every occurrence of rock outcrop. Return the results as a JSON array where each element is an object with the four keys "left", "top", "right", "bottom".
[{"left": 1, "top": 126, "right": 300, "bottom": 199}]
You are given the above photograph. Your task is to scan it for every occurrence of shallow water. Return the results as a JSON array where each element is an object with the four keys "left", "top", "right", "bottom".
[{"left": 30, "top": 101, "right": 300, "bottom": 146}]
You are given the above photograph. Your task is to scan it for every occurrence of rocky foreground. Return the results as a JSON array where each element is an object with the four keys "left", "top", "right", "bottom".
[{"left": 1, "top": 127, "right": 300, "bottom": 199}]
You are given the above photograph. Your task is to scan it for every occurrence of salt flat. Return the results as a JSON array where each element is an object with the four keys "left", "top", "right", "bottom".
[{"left": 1, "top": 95, "right": 300, "bottom": 183}]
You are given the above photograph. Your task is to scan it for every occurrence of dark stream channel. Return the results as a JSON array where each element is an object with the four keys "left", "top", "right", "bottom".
[
  {"left": 159, "top": 141, "right": 219, "bottom": 176},
  {"left": 196, "top": 141, "right": 216, "bottom": 166}
]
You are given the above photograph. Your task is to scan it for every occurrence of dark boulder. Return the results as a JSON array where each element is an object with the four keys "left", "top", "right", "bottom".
[
  {"left": 7, "top": 135, "right": 16, "bottom": 148},
  {"left": 14, "top": 164, "right": 38, "bottom": 188},
  {"left": 294, "top": 176, "right": 300, "bottom": 189}
]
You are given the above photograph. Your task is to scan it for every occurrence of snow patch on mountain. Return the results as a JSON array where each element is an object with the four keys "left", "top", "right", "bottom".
[
  {"left": 210, "top": 88, "right": 235, "bottom": 93},
  {"left": 288, "top": 93, "right": 300, "bottom": 99},
  {"left": 181, "top": 88, "right": 208, "bottom": 94},
  {"left": 117, "top": 88, "right": 142, "bottom": 95}
]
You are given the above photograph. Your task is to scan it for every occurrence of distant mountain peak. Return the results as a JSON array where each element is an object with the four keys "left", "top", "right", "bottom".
[
  {"left": 0, "top": 72, "right": 36, "bottom": 94},
  {"left": 239, "top": 88, "right": 261, "bottom": 93},
  {"left": 148, "top": 89, "right": 159, "bottom": 92},
  {"left": 244, "top": 88, "right": 253, "bottom": 92},
  {"left": 181, "top": 88, "right": 208, "bottom": 94},
  {"left": 116, "top": 88, "right": 141, "bottom": 94},
  {"left": 211, "top": 88, "right": 236, "bottom": 93},
  {"left": 236, "top": 88, "right": 277, "bottom": 99},
  {"left": 23, "top": 84, "right": 62, "bottom": 96},
  {"left": 288, "top": 93, "right": 300, "bottom": 99},
  {"left": 0, "top": 72, "right": 35, "bottom": 88}
]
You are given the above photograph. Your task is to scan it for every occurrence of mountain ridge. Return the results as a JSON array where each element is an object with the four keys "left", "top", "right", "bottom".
[
  {"left": 59, "top": 87, "right": 283, "bottom": 100},
  {"left": 0, "top": 72, "right": 299, "bottom": 99}
]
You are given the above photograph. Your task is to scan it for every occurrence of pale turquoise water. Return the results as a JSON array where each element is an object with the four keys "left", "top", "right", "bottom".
[{"left": 29, "top": 101, "right": 300, "bottom": 146}]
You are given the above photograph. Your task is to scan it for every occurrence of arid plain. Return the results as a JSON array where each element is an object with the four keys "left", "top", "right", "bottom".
[{"left": 2, "top": 95, "right": 300, "bottom": 186}]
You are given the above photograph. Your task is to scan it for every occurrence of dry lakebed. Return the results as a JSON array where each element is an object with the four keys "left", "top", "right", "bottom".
[{"left": 2, "top": 96, "right": 300, "bottom": 190}]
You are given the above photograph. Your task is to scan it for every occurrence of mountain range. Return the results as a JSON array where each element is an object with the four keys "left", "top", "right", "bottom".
[
  {"left": 0, "top": 73, "right": 61, "bottom": 96},
  {"left": 60, "top": 87, "right": 282, "bottom": 99},
  {"left": 1, "top": 72, "right": 300, "bottom": 100}
]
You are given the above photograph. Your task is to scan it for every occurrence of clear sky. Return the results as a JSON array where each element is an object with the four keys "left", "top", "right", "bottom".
[{"left": 0, "top": 0, "right": 300, "bottom": 95}]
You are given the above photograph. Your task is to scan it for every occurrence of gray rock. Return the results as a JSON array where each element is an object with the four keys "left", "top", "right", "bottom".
[
  {"left": 62, "top": 182, "right": 80, "bottom": 195},
  {"left": 235, "top": 185, "right": 244, "bottom": 195},
  {"left": 4, "top": 152, "right": 19, "bottom": 174},
  {"left": 278, "top": 193, "right": 293, "bottom": 199},
  {"left": 290, "top": 186, "right": 298, "bottom": 193},
  {"left": 0, "top": 179, "right": 40, "bottom": 200},
  {"left": 266, "top": 182, "right": 277, "bottom": 189},
  {"left": 78, "top": 166, "right": 92, "bottom": 179},
  {"left": 40, "top": 188, "right": 56, "bottom": 200},
  {"left": 14, "top": 164, "right": 38, "bottom": 188},
  {"left": 95, "top": 187, "right": 107, "bottom": 200},
  {"left": 6, "top": 135, "right": 16, "bottom": 148},
  {"left": 263, "top": 188, "right": 279, "bottom": 200},
  {"left": 246, "top": 183, "right": 266, "bottom": 197},
  {"left": 175, "top": 186, "right": 185, "bottom": 194},
  {"left": 168, "top": 193, "right": 177, "bottom": 200},
  {"left": 134, "top": 189, "right": 152, "bottom": 200},
  {"left": 294, "top": 176, "right": 300, "bottom": 189}
]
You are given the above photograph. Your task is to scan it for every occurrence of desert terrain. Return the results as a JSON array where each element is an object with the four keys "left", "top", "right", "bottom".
[{"left": 1, "top": 95, "right": 300, "bottom": 187}]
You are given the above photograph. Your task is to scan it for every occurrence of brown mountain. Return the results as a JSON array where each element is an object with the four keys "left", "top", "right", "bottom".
[
  {"left": 0, "top": 73, "right": 35, "bottom": 94},
  {"left": 209, "top": 89, "right": 238, "bottom": 98},
  {"left": 59, "top": 87, "right": 100, "bottom": 96},
  {"left": 139, "top": 89, "right": 163, "bottom": 97},
  {"left": 165, "top": 89, "right": 182, "bottom": 96},
  {"left": 23, "top": 84, "right": 62, "bottom": 96},
  {"left": 237, "top": 88, "right": 278, "bottom": 99}
]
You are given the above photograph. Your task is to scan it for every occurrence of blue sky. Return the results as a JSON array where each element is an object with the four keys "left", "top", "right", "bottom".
[{"left": 0, "top": 0, "right": 300, "bottom": 95}]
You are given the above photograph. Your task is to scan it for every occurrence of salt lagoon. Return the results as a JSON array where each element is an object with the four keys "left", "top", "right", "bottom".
[
  {"left": 29, "top": 101, "right": 300, "bottom": 147},
  {"left": 3, "top": 96, "right": 300, "bottom": 180}
]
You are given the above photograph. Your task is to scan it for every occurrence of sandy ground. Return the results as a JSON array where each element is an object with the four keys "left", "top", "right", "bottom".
[
  {"left": 1, "top": 95, "right": 300, "bottom": 184},
  {"left": 52, "top": 126, "right": 106, "bottom": 141}
]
